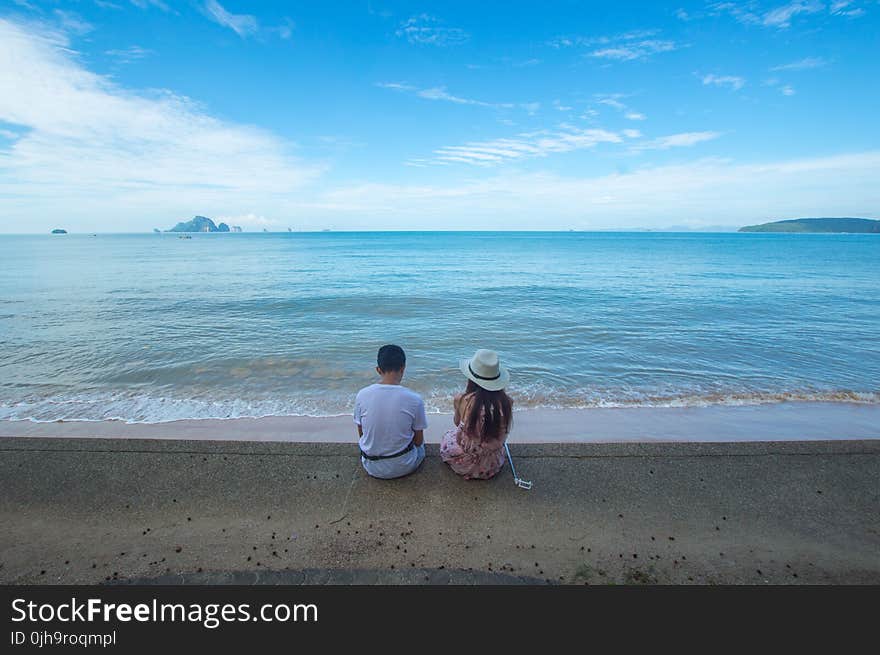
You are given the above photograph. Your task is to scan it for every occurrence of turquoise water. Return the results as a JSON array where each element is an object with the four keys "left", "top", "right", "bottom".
[{"left": 1, "top": 232, "right": 878, "bottom": 422}]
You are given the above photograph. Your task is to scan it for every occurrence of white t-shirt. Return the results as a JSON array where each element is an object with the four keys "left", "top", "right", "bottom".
[{"left": 354, "top": 383, "right": 428, "bottom": 457}]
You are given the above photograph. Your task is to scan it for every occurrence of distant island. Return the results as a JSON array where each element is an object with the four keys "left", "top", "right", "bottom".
[
  {"left": 51, "top": 228, "right": 67, "bottom": 234},
  {"left": 167, "top": 216, "right": 230, "bottom": 233},
  {"left": 739, "top": 217, "right": 880, "bottom": 233}
]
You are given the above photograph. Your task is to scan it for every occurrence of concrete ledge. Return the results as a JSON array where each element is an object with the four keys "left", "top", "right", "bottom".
[
  {"left": 2, "top": 437, "right": 879, "bottom": 585},
  {"left": 2, "top": 436, "right": 879, "bottom": 457}
]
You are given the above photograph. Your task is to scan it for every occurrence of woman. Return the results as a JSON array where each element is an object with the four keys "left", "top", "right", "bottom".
[{"left": 440, "top": 349, "right": 513, "bottom": 480}]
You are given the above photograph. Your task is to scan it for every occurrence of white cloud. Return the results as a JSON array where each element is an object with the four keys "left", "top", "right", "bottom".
[
  {"left": 104, "top": 45, "right": 154, "bottom": 63},
  {"left": 52, "top": 10, "right": 94, "bottom": 35},
  {"left": 0, "top": 18, "right": 322, "bottom": 232},
  {"left": 598, "top": 97, "right": 627, "bottom": 111},
  {"left": 549, "top": 29, "right": 660, "bottom": 48},
  {"left": 396, "top": 15, "right": 469, "bottom": 46},
  {"left": 712, "top": 0, "right": 865, "bottom": 28},
  {"left": 830, "top": 0, "right": 865, "bottom": 17},
  {"left": 416, "top": 87, "right": 496, "bottom": 107},
  {"left": 412, "top": 126, "right": 716, "bottom": 167},
  {"left": 770, "top": 57, "right": 828, "bottom": 71},
  {"left": 311, "top": 152, "right": 880, "bottom": 230},
  {"left": 701, "top": 73, "right": 746, "bottom": 90},
  {"left": 203, "top": 0, "right": 258, "bottom": 38},
  {"left": 377, "top": 82, "right": 541, "bottom": 113},
  {"left": 596, "top": 94, "right": 646, "bottom": 121},
  {"left": 590, "top": 39, "right": 678, "bottom": 61},
  {"left": 631, "top": 131, "right": 722, "bottom": 151},
  {"left": 764, "top": 78, "right": 798, "bottom": 94},
  {"left": 377, "top": 82, "right": 495, "bottom": 107},
  {"left": 130, "top": 0, "right": 169, "bottom": 11},
  {"left": 419, "top": 127, "right": 630, "bottom": 166},
  {"left": 762, "top": 1, "right": 825, "bottom": 28},
  {"left": 549, "top": 29, "right": 679, "bottom": 61}
]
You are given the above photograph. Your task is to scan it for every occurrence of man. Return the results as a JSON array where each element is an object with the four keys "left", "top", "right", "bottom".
[{"left": 354, "top": 345, "right": 428, "bottom": 479}]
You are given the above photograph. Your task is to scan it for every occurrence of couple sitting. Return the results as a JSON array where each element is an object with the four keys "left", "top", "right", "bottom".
[{"left": 354, "top": 344, "right": 513, "bottom": 480}]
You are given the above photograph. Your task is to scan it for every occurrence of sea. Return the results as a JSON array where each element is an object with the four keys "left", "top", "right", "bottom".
[{"left": 1, "top": 231, "right": 878, "bottom": 423}]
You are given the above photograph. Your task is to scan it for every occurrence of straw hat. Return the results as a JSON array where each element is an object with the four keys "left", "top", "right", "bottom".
[{"left": 459, "top": 349, "right": 509, "bottom": 391}]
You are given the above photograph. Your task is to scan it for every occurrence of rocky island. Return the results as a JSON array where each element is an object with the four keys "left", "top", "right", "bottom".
[
  {"left": 167, "top": 216, "right": 230, "bottom": 233},
  {"left": 739, "top": 217, "right": 880, "bottom": 233},
  {"left": 51, "top": 228, "right": 67, "bottom": 234}
]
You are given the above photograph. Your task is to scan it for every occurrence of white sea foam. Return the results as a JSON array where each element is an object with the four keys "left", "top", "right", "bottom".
[{"left": 1, "top": 389, "right": 878, "bottom": 424}]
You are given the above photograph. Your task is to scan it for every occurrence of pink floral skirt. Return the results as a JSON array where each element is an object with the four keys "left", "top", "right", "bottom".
[{"left": 440, "top": 426, "right": 506, "bottom": 480}]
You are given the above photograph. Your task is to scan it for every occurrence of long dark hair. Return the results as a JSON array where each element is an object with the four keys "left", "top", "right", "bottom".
[{"left": 464, "top": 379, "right": 513, "bottom": 441}]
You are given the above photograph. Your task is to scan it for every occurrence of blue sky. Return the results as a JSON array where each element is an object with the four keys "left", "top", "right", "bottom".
[{"left": 0, "top": 0, "right": 878, "bottom": 232}]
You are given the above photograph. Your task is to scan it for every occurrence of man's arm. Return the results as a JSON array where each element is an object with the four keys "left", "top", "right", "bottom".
[
  {"left": 412, "top": 398, "right": 428, "bottom": 447},
  {"left": 353, "top": 396, "right": 363, "bottom": 439}
]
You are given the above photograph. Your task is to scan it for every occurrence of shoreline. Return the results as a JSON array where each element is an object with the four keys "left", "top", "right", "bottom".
[{"left": 3, "top": 401, "right": 879, "bottom": 443}]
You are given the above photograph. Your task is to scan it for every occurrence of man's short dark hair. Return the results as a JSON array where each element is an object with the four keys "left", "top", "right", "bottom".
[{"left": 377, "top": 344, "right": 406, "bottom": 372}]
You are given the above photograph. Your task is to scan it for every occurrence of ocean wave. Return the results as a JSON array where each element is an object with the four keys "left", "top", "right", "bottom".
[{"left": 0, "top": 388, "right": 878, "bottom": 424}]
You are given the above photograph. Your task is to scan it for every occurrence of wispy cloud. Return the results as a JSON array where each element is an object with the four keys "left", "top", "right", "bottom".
[
  {"left": 762, "top": 1, "right": 825, "bottom": 28},
  {"left": 764, "top": 77, "right": 798, "bottom": 95},
  {"left": 0, "top": 18, "right": 321, "bottom": 230},
  {"left": 549, "top": 29, "right": 657, "bottom": 48},
  {"left": 553, "top": 100, "right": 573, "bottom": 112},
  {"left": 700, "top": 73, "right": 746, "bottom": 91},
  {"left": 711, "top": 0, "right": 865, "bottom": 28},
  {"left": 630, "top": 131, "right": 722, "bottom": 151},
  {"left": 590, "top": 39, "right": 678, "bottom": 61},
  {"left": 377, "top": 82, "right": 495, "bottom": 107},
  {"left": 770, "top": 56, "right": 828, "bottom": 71},
  {"left": 203, "top": 0, "right": 258, "bottom": 38},
  {"left": 415, "top": 127, "right": 630, "bottom": 166},
  {"left": 675, "top": 8, "right": 693, "bottom": 21},
  {"left": 376, "top": 82, "right": 541, "bottom": 113},
  {"left": 595, "top": 94, "right": 648, "bottom": 121},
  {"left": 412, "top": 126, "right": 715, "bottom": 167},
  {"left": 396, "top": 14, "right": 469, "bottom": 46},
  {"left": 130, "top": 0, "right": 169, "bottom": 11},
  {"left": 597, "top": 97, "right": 626, "bottom": 111},
  {"left": 830, "top": 0, "right": 865, "bottom": 17},
  {"left": 52, "top": 10, "right": 94, "bottom": 35},
  {"left": 414, "top": 86, "right": 496, "bottom": 107},
  {"left": 549, "top": 29, "right": 679, "bottom": 62},
  {"left": 104, "top": 45, "right": 154, "bottom": 64}
]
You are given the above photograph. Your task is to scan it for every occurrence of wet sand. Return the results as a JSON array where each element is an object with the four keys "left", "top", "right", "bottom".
[
  {"left": 3, "top": 401, "right": 879, "bottom": 443},
  {"left": 1, "top": 437, "right": 878, "bottom": 585}
]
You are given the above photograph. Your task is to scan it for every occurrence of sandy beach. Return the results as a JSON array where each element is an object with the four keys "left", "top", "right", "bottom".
[{"left": 2, "top": 431, "right": 879, "bottom": 585}]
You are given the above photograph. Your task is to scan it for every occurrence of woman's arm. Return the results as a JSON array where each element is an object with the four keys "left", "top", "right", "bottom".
[{"left": 453, "top": 393, "right": 462, "bottom": 425}]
